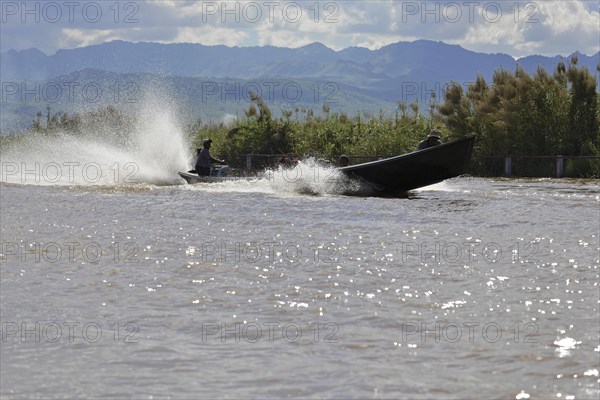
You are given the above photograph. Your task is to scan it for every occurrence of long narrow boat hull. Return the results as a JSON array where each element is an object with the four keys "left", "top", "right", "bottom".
[
  {"left": 178, "top": 170, "right": 260, "bottom": 184},
  {"left": 179, "top": 171, "right": 237, "bottom": 184},
  {"left": 339, "top": 136, "right": 475, "bottom": 193}
]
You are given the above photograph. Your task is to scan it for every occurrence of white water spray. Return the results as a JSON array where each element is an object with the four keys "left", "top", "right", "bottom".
[
  {"left": 191, "top": 158, "right": 375, "bottom": 197},
  {"left": 1, "top": 98, "right": 190, "bottom": 186}
]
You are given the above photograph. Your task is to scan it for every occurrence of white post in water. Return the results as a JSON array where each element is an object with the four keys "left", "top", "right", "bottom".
[
  {"left": 556, "top": 156, "right": 564, "bottom": 178},
  {"left": 505, "top": 157, "right": 512, "bottom": 177},
  {"left": 246, "top": 155, "right": 252, "bottom": 170}
]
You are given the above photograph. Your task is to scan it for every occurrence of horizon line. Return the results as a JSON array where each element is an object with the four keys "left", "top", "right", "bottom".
[{"left": 3, "top": 39, "right": 598, "bottom": 60}]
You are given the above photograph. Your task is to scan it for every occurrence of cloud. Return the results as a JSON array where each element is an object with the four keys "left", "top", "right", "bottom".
[
  {"left": 58, "top": 28, "right": 128, "bottom": 49},
  {"left": 174, "top": 26, "right": 249, "bottom": 47},
  {"left": 540, "top": 1, "right": 598, "bottom": 35},
  {"left": 1, "top": 1, "right": 598, "bottom": 57}
]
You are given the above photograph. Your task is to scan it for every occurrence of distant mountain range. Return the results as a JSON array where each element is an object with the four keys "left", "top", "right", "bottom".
[{"left": 1, "top": 40, "right": 598, "bottom": 132}]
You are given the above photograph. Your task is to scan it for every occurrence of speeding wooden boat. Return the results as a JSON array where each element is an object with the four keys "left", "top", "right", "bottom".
[
  {"left": 339, "top": 136, "right": 475, "bottom": 193},
  {"left": 180, "top": 137, "right": 474, "bottom": 192}
]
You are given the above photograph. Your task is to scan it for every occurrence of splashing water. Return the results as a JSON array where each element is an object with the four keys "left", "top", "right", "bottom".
[
  {"left": 2, "top": 112, "right": 372, "bottom": 197},
  {"left": 192, "top": 158, "right": 375, "bottom": 197},
  {"left": 266, "top": 159, "right": 374, "bottom": 196},
  {"left": 1, "top": 101, "right": 190, "bottom": 186}
]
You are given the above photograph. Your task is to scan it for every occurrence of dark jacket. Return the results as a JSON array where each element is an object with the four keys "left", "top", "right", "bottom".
[{"left": 417, "top": 138, "right": 441, "bottom": 150}]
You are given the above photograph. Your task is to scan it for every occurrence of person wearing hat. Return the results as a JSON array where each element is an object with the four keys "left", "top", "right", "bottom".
[
  {"left": 338, "top": 155, "right": 350, "bottom": 167},
  {"left": 195, "top": 139, "right": 225, "bottom": 176},
  {"left": 417, "top": 130, "right": 443, "bottom": 150}
]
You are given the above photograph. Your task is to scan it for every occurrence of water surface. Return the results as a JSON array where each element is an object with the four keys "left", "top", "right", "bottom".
[{"left": 1, "top": 176, "right": 598, "bottom": 399}]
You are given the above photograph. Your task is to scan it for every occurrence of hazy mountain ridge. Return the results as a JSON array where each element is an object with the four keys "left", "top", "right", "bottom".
[
  {"left": 0, "top": 69, "right": 395, "bottom": 132},
  {"left": 1, "top": 40, "right": 598, "bottom": 131},
  {"left": 2, "top": 40, "right": 598, "bottom": 84}
]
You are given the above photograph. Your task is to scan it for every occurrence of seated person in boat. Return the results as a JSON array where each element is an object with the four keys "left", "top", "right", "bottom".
[
  {"left": 195, "top": 139, "right": 225, "bottom": 176},
  {"left": 417, "top": 130, "right": 442, "bottom": 150},
  {"left": 338, "top": 155, "right": 350, "bottom": 167}
]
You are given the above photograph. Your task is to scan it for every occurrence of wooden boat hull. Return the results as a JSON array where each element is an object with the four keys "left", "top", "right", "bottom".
[
  {"left": 339, "top": 136, "right": 475, "bottom": 193},
  {"left": 178, "top": 169, "right": 263, "bottom": 184},
  {"left": 179, "top": 171, "right": 222, "bottom": 183}
]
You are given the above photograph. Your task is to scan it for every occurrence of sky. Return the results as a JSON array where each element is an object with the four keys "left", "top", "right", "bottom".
[{"left": 1, "top": 0, "right": 599, "bottom": 58}]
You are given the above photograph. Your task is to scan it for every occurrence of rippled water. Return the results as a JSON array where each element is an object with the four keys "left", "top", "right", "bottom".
[{"left": 1, "top": 176, "right": 598, "bottom": 399}]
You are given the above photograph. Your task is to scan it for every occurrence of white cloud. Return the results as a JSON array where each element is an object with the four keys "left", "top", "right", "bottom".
[
  {"left": 540, "top": 1, "right": 599, "bottom": 35},
  {"left": 462, "top": 16, "right": 525, "bottom": 49},
  {"left": 173, "top": 26, "right": 249, "bottom": 47},
  {"left": 350, "top": 33, "right": 418, "bottom": 50},
  {"left": 405, "top": 0, "right": 600, "bottom": 57},
  {"left": 59, "top": 28, "right": 129, "bottom": 49},
  {"left": 1, "top": 0, "right": 598, "bottom": 57},
  {"left": 256, "top": 29, "right": 314, "bottom": 49}
]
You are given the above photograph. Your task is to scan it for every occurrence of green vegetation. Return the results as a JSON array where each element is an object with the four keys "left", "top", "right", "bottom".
[
  {"left": 192, "top": 93, "right": 432, "bottom": 168},
  {"left": 1, "top": 105, "right": 137, "bottom": 150},
  {"left": 438, "top": 56, "right": 599, "bottom": 157},
  {"left": 437, "top": 58, "right": 599, "bottom": 177},
  {"left": 4, "top": 60, "right": 599, "bottom": 177},
  {"left": 191, "top": 60, "right": 598, "bottom": 176}
]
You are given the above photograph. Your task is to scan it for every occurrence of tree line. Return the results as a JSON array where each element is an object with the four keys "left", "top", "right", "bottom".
[
  {"left": 438, "top": 55, "right": 598, "bottom": 157},
  {"left": 6, "top": 59, "right": 599, "bottom": 177},
  {"left": 436, "top": 56, "right": 599, "bottom": 176},
  {"left": 194, "top": 59, "right": 598, "bottom": 176},
  {"left": 1, "top": 105, "right": 137, "bottom": 150}
]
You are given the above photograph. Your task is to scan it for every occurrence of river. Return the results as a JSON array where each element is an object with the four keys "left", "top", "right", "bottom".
[
  {"left": 1, "top": 174, "right": 598, "bottom": 399},
  {"left": 1, "top": 109, "right": 599, "bottom": 398}
]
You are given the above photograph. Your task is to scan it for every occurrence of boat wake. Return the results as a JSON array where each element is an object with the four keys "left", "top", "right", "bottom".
[
  {"left": 1, "top": 98, "right": 190, "bottom": 187},
  {"left": 266, "top": 159, "right": 377, "bottom": 196},
  {"left": 189, "top": 159, "right": 376, "bottom": 197}
]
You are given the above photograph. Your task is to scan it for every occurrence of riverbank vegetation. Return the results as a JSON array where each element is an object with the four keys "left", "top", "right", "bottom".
[
  {"left": 0, "top": 105, "right": 136, "bottom": 152},
  {"left": 3, "top": 59, "right": 599, "bottom": 177},
  {"left": 197, "top": 59, "right": 598, "bottom": 176}
]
